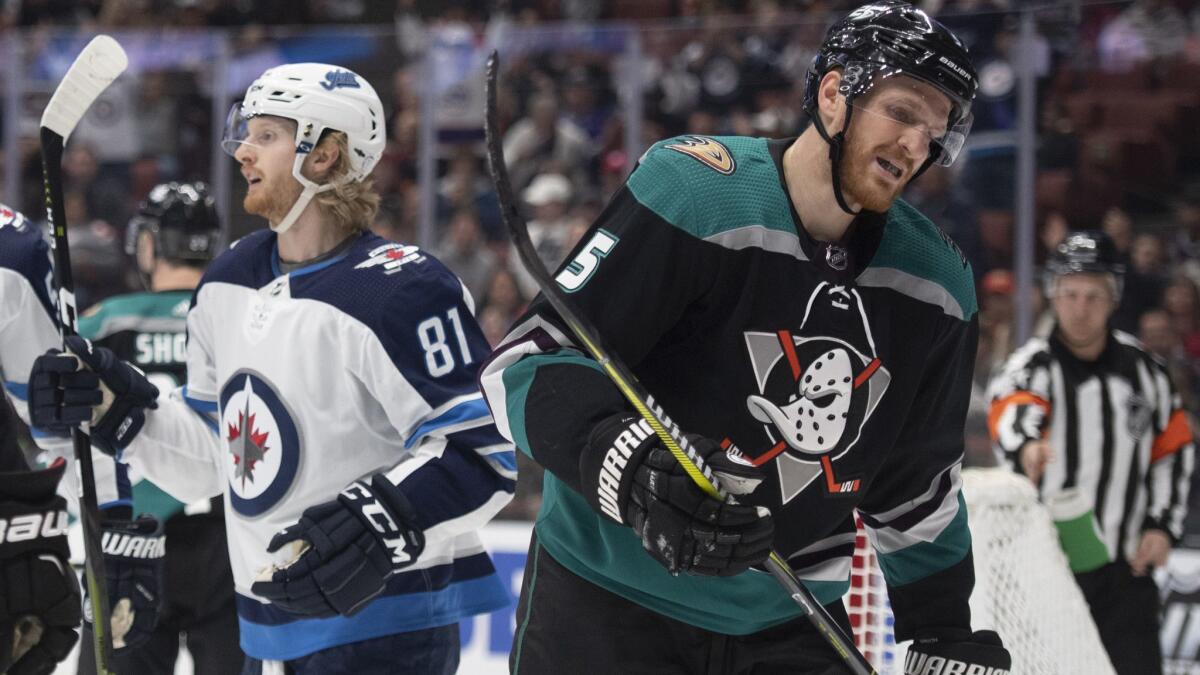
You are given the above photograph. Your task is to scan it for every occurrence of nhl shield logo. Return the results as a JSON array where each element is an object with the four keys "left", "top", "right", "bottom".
[
  {"left": 220, "top": 370, "right": 302, "bottom": 517},
  {"left": 741, "top": 282, "right": 890, "bottom": 503}
]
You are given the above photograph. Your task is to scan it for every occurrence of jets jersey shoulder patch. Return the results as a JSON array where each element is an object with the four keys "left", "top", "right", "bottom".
[
  {"left": 663, "top": 136, "right": 736, "bottom": 175},
  {"left": 0, "top": 204, "right": 30, "bottom": 231},
  {"left": 354, "top": 242, "right": 426, "bottom": 276}
]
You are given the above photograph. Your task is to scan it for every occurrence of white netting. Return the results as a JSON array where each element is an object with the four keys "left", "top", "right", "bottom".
[{"left": 846, "top": 467, "right": 1116, "bottom": 674}]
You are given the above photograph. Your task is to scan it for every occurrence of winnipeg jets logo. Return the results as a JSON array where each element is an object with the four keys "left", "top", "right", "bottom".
[
  {"left": 220, "top": 371, "right": 302, "bottom": 517},
  {"left": 741, "top": 283, "right": 890, "bottom": 503},
  {"left": 228, "top": 380, "right": 270, "bottom": 488},
  {"left": 356, "top": 243, "right": 425, "bottom": 275},
  {"left": 320, "top": 70, "right": 360, "bottom": 91},
  {"left": 663, "top": 136, "right": 736, "bottom": 175}
]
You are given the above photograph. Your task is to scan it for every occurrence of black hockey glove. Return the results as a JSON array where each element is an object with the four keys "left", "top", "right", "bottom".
[
  {"left": 251, "top": 473, "right": 426, "bottom": 618},
  {"left": 904, "top": 629, "right": 1011, "bottom": 675},
  {"left": 83, "top": 513, "right": 165, "bottom": 652},
  {"left": 28, "top": 335, "right": 159, "bottom": 455},
  {"left": 581, "top": 413, "right": 774, "bottom": 577},
  {"left": 0, "top": 461, "right": 81, "bottom": 675}
]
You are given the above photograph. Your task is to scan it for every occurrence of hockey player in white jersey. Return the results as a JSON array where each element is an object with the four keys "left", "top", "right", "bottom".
[
  {"left": 29, "top": 63, "right": 516, "bottom": 674},
  {"left": 0, "top": 204, "right": 82, "bottom": 675}
]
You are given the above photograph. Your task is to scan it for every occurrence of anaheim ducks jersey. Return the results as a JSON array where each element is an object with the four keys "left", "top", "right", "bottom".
[
  {"left": 120, "top": 229, "right": 515, "bottom": 660},
  {"left": 480, "top": 136, "right": 979, "bottom": 640}
]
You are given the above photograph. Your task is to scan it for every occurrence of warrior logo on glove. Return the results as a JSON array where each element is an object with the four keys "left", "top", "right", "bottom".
[{"left": 741, "top": 282, "right": 891, "bottom": 503}]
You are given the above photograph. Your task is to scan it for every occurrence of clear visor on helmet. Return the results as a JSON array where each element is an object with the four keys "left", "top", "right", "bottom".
[
  {"left": 845, "top": 69, "right": 973, "bottom": 167},
  {"left": 220, "top": 103, "right": 296, "bottom": 158}
]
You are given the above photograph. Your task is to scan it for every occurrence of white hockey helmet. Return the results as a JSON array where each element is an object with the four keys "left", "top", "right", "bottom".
[{"left": 222, "top": 63, "right": 385, "bottom": 233}]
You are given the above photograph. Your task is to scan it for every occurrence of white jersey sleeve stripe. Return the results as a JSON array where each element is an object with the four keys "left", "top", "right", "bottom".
[{"left": 403, "top": 397, "right": 493, "bottom": 449}]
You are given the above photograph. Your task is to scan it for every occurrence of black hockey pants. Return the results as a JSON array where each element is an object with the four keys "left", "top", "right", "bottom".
[
  {"left": 510, "top": 533, "right": 855, "bottom": 675},
  {"left": 1076, "top": 559, "right": 1163, "bottom": 675}
]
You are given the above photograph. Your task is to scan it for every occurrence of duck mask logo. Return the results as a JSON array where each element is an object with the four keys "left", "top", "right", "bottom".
[{"left": 741, "top": 283, "right": 890, "bottom": 503}]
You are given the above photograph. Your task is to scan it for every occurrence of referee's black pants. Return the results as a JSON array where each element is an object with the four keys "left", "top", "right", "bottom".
[
  {"left": 1075, "top": 560, "right": 1163, "bottom": 675},
  {"left": 510, "top": 533, "right": 854, "bottom": 675}
]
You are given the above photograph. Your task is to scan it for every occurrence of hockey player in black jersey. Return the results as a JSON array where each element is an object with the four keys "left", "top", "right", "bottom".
[
  {"left": 990, "top": 231, "right": 1194, "bottom": 675},
  {"left": 481, "top": 2, "right": 1010, "bottom": 673}
]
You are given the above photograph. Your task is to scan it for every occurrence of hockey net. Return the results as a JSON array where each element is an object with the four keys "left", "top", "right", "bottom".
[{"left": 845, "top": 467, "right": 1116, "bottom": 674}]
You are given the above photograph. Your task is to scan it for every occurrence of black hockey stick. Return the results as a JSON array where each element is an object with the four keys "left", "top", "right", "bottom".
[
  {"left": 39, "top": 35, "right": 128, "bottom": 675},
  {"left": 483, "top": 52, "right": 876, "bottom": 675}
]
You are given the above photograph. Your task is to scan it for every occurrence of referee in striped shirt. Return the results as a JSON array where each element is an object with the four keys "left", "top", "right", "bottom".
[{"left": 989, "top": 230, "right": 1194, "bottom": 675}]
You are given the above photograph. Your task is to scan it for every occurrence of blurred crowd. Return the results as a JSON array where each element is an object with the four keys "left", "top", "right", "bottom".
[{"left": 4, "top": 0, "right": 1200, "bottom": 519}]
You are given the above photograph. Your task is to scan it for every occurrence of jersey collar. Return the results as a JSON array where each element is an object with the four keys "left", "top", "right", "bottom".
[
  {"left": 767, "top": 137, "right": 885, "bottom": 280},
  {"left": 270, "top": 231, "right": 362, "bottom": 279}
]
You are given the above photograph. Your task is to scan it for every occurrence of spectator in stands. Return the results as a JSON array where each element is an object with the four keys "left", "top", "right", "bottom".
[
  {"left": 685, "top": 109, "right": 721, "bottom": 136},
  {"left": 978, "top": 269, "right": 1016, "bottom": 378},
  {"left": 437, "top": 148, "right": 504, "bottom": 242},
  {"left": 1142, "top": 307, "right": 1181, "bottom": 359},
  {"left": 1041, "top": 210, "right": 1070, "bottom": 258},
  {"left": 63, "top": 143, "right": 130, "bottom": 237},
  {"left": 1164, "top": 274, "right": 1200, "bottom": 360},
  {"left": 1140, "top": 307, "right": 1199, "bottom": 413},
  {"left": 479, "top": 266, "right": 528, "bottom": 334},
  {"left": 1098, "top": 0, "right": 1189, "bottom": 71},
  {"left": 502, "top": 92, "right": 591, "bottom": 192},
  {"left": 966, "top": 270, "right": 1018, "bottom": 468},
  {"left": 1114, "top": 232, "right": 1168, "bottom": 333},
  {"left": 1102, "top": 206, "right": 1134, "bottom": 260},
  {"left": 598, "top": 149, "right": 630, "bottom": 201},
  {"left": 1171, "top": 184, "right": 1200, "bottom": 277},
  {"left": 561, "top": 66, "right": 614, "bottom": 142},
  {"left": 1131, "top": 231, "right": 1165, "bottom": 274},
  {"left": 61, "top": 216, "right": 135, "bottom": 309},
  {"left": 136, "top": 71, "right": 179, "bottom": 174},
  {"left": 435, "top": 208, "right": 496, "bottom": 305},
  {"left": 510, "top": 172, "right": 575, "bottom": 299}
]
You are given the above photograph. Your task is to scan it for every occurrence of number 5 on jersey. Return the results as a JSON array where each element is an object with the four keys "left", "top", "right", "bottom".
[{"left": 557, "top": 229, "right": 618, "bottom": 292}]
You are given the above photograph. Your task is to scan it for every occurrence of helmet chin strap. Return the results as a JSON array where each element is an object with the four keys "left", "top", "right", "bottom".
[
  {"left": 270, "top": 153, "right": 336, "bottom": 235},
  {"left": 807, "top": 100, "right": 860, "bottom": 217}
]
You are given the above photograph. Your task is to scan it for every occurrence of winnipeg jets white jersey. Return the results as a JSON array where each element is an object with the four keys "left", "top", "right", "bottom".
[
  {"left": 0, "top": 205, "right": 58, "bottom": 432},
  {"left": 0, "top": 204, "right": 125, "bottom": 505},
  {"left": 122, "top": 229, "right": 515, "bottom": 660}
]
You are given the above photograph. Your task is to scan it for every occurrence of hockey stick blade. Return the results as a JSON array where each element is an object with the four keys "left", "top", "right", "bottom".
[
  {"left": 40, "top": 35, "right": 127, "bottom": 143},
  {"left": 39, "top": 34, "right": 128, "bottom": 675},
  {"left": 483, "top": 52, "right": 875, "bottom": 675}
]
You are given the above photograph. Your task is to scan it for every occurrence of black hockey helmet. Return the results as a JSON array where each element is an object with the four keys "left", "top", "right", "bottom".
[
  {"left": 803, "top": 1, "right": 978, "bottom": 214},
  {"left": 1045, "top": 230, "right": 1126, "bottom": 298},
  {"left": 125, "top": 181, "right": 220, "bottom": 265}
]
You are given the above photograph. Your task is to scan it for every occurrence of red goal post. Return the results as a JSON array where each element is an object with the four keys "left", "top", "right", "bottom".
[{"left": 845, "top": 467, "right": 1117, "bottom": 674}]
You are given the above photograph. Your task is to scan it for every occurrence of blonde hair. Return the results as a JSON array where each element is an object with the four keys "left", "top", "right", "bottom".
[{"left": 306, "top": 131, "right": 380, "bottom": 233}]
